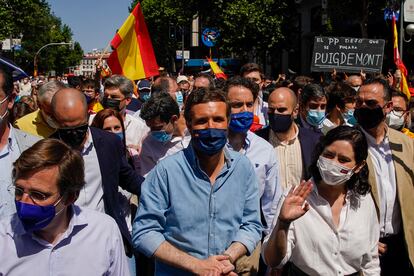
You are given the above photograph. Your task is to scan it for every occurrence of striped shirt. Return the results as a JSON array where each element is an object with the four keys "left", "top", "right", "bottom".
[{"left": 269, "top": 124, "right": 303, "bottom": 189}]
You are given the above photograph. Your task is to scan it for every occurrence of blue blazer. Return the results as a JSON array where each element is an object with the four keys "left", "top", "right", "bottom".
[
  {"left": 255, "top": 126, "right": 322, "bottom": 179},
  {"left": 53, "top": 127, "right": 144, "bottom": 255}
]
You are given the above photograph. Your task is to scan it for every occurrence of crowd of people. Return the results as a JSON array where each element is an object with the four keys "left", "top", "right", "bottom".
[{"left": 0, "top": 60, "right": 414, "bottom": 276}]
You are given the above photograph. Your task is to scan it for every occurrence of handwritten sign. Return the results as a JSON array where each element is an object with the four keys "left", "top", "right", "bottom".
[{"left": 311, "top": 36, "right": 385, "bottom": 73}]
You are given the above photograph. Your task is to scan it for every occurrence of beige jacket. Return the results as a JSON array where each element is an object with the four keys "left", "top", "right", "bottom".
[{"left": 367, "top": 128, "right": 414, "bottom": 266}]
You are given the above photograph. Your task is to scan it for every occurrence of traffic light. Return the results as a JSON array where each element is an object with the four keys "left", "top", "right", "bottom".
[{"left": 169, "top": 25, "right": 176, "bottom": 40}]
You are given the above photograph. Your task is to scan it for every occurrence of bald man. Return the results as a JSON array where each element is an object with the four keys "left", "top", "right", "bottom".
[
  {"left": 256, "top": 87, "right": 321, "bottom": 191},
  {"left": 345, "top": 75, "right": 363, "bottom": 91},
  {"left": 51, "top": 88, "right": 143, "bottom": 258}
]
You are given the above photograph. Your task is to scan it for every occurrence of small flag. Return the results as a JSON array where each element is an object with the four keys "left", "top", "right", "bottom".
[
  {"left": 207, "top": 57, "right": 227, "bottom": 80},
  {"left": 107, "top": 3, "right": 159, "bottom": 81},
  {"left": 392, "top": 13, "right": 410, "bottom": 100}
]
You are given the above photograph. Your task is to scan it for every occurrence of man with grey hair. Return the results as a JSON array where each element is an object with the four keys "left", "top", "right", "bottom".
[
  {"left": 15, "top": 80, "right": 65, "bottom": 137},
  {"left": 101, "top": 75, "right": 148, "bottom": 149}
]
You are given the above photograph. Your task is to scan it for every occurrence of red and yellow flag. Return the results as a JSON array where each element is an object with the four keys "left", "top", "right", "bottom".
[
  {"left": 392, "top": 14, "right": 410, "bottom": 100},
  {"left": 207, "top": 58, "right": 227, "bottom": 80},
  {"left": 108, "top": 3, "right": 159, "bottom": 80}
]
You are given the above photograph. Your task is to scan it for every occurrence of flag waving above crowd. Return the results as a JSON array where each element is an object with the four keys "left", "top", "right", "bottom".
[{"left": 107, "top": 3, "right": 159, "bottom": 80}]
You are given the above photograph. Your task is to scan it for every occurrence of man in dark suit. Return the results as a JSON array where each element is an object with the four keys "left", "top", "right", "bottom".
[
  {"left": 50, "top": 87, "right": 143, "bottom": 257},
  {"left": 256, "top": 87, "right": 321, "bottom": 187}
]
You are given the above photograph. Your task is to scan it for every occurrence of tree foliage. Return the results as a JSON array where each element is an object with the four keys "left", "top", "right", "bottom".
[
  {"left": 130, "top": 0, "right": 289, "bottom": 68},
  {"left": 0, "top": 0, "right": 83, "bottom": 75}
]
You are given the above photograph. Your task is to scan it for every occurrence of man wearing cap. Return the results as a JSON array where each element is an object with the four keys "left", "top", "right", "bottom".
[{"left": 177, "top": 75, "right": 191, "bottom": 94}]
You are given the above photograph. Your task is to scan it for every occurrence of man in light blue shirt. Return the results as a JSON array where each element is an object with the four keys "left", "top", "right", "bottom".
[
  {"left": 133, "top": 88, "right": 262, "bottom": 275},
  {"left": 0, "top": 138, "right": 130, "bottom": 275},
  {"left": 225, "top": 76, "right": 282, "bottom": 234},
  {"left": 0, "top": 65, "right": 40, "bottom": 218}
]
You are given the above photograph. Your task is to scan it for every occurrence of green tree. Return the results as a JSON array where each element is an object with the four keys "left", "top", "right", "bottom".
[
  {"left": 130, "top": 0, "right": 289, "bottom": 70},
  {"left": 0, "top": 0, "right": 83, "bottom": 75}
]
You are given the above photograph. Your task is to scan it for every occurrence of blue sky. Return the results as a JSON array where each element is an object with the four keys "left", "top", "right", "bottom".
[{"left": 47, "top": 0, "right": 132, "bottom": 53}]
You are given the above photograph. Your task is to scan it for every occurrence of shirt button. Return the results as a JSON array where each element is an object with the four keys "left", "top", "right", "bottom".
[{"left": 334, "top": 252, "right": 338, "bottom": 255}]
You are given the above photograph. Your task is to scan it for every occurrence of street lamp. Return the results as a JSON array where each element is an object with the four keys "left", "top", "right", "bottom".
[{"left": 33, "top": 41, "right": 73, "bottom": 77}]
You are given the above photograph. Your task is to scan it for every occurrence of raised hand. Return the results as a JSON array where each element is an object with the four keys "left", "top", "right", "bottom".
[
  {"left": 279, "top": 180, "right": 313, "bottom": 223},
  {"left": 360, "top": 69, "right": 366, "bottom": 81}
]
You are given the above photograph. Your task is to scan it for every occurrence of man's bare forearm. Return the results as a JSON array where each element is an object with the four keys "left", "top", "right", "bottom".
[
  {"left": 224, "top": 242, "right": 248, "bottom": 263},
  {"left": 263, "top": 219, "right": 290, "bottom": 268},
  {"left": 153, "top": 241, "right": 200, "bottom": 273}
]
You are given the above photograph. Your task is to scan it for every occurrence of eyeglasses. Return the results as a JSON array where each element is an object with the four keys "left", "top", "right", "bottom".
[
  {"left": 8, "top": 185, "right": 51, "bottom": 204},
  {"left": 391, "top": 109, "right": 408, "bottom": 118}
]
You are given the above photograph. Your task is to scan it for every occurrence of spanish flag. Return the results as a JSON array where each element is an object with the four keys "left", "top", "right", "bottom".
[
  {"left": 108, "top": 3, "right": 159, "bottom": 80},
  {"left": 392, "top": 13, "right": 410, "bottom": 100},
  {"left": 207, "top": 58, "right": 227, "bottom": 80}
]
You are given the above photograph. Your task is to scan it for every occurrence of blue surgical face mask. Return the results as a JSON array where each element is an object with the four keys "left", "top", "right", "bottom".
[
  {"left": 141, "top": 92, "right": 151, "bottom": 102},
  {"left": 175, "top": 91, "right": 184, "bottom": 109},
  {"left": 84, "top": 94, "right": 93, "bottom": 104},
  {"left": 15, "top": 198, "right": 63, "bottom": 232},
  {"left": 306, "top": 109, "right": 326, "bottom": 127},
  {"left": 151, "top": 130, "right": 173, "bottom": 143},
  {"left": 114, "top": 131, "right": 124, "bottom": 141},
  {"left": 229, "top": 112, "right": 254, "bottom": 133},
  {"left": 192, "top": 128, "right": 227, "bottom": 156},
  {"left": 342, "top": 109, "right": 357, "bottom": 126}
]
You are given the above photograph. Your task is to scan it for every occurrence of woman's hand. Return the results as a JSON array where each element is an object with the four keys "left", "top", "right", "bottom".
[{"left": 279, "top": 180, "right": 313, "bottom": 223}]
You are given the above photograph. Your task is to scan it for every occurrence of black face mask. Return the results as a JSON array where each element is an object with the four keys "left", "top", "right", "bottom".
[
  {"left": 269, "top": 113, "right": 294, "bottom": 133},
  {"left": 354, "top": 106, "right": 385, "bottom": 130},
  {"left": 58, "top": 124, "right": 89, "bottom": 149},
  {"left": 102, "top": 97, "right": 121, "bottom": 111}
]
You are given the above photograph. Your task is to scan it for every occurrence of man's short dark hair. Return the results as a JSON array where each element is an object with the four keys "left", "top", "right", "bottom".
[
  {"left": 362, "top": 78, "right": 391, "bottom": 102},
  {"left": 184, "top": 88, "right": 230, "bottom": 124},
  {"left": 300, "top": 83, "right": 326, "bottom": 105},
  {"left": 0, "top": 65, "right": 14, "bottom": 96},
  {"left": 391, "top": 88, "right": 409, "bottom": 109},
  {"left": 67, "top": 76, "right": 82, "bottom": 89},
  {"left": 12, "top": 138, "right": 85, "bottom": 200},
  {"left": 81, "top": 78, "right": 98, "bottom": 92},
  {"left": 291, "top": 75, "right": 314, "bottom": 95},
  {"left": 151, "top": 77, "right": 172, "bottom": 95},
  {"left": 195, "top": 73, "right": 215, "bottom": 89},
  {"left": 140, "top": 93, "right": 179, "bottom": 123},
  {"left": 224, "top": 76, "right": 259, "bottom": 101},
  {"left": 239, "top": 63, "right": 263, "bottom": 78},
  {"left": 325, "top": 82, "right": 356, "bottom": 113}
]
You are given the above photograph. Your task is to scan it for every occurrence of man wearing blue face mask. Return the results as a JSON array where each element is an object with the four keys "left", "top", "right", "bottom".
[
  {"left": 296, "top": 83, "right": 327, "bottom": 135},
  {"left": 321, "top": 82, "right": 357, "bottom": 135},
  {"left": 139, "top": 92, "right": 190, "bottom": 176},
  {"left": 0, "top": 139, "right": 130, "bottom": 275},
  {"left": 225, "top": 77, "right": 281, "bottom": 275},
  {"left": 133, "top": 88, "right": 262, "bottom": 276}
]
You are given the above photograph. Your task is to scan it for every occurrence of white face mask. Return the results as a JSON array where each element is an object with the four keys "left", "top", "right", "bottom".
[
  {"left": 386, "top": 111, "right": 405, "bottom": 130},
  {"left": 317, "top": 156, "right": 355, "bottom": 186}
]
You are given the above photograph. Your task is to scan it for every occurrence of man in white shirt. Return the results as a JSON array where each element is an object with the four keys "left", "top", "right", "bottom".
[
  {"left": 0, "top": 138, "right": 129, "bottom": 275},
  {"left": 139, "top": 92, "right": 190, "bottom": 176},
  {"left": 102, "top": 75, "right": 149, "bottom": 149},
  {"left": 240, "top": 63, "right": 268, "bottom": 127},
  {"left": 354, "top": 78, "right": 414, "bottom": 275}
]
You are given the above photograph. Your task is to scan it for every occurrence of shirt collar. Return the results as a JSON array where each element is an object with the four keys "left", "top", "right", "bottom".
[
  {"left": 80, "top": 128, "right": 93, "bottom": 155},
  {"left": 186, "top": 142, "right": 233, "bottom": 171},
  {"left": 270, "top": 123, "right": 299, "bottom": 146},
  {"left": 11, "top": 205, "right": 88, "bottom": 242},
  {"left": 7, "top": 124, "right": 14, "bottom": 150},
  {"left": 360, "top": 126, "right": 388, "bottom": 146}
]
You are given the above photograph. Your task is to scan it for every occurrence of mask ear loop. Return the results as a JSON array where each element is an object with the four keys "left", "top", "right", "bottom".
[{"left": 352, "top": 160, "right": 366, "bottom": 175}]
